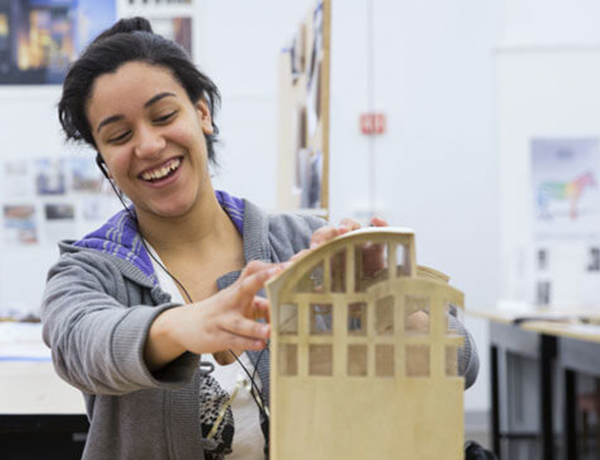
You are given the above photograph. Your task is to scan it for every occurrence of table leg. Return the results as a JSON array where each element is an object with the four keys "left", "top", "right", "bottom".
[
  {"left": 541, "top": 335, "right": 556, "bottom": 460},
  {"left": 491, "top": 344, "right": 501, "bottom": 457},
  {"left": 564, "top": 369, "right": 577, "bottom": 460}
]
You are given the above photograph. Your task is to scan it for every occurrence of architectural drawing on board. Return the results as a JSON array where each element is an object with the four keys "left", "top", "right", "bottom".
[{"left": 266, "top": 228, "right": 465, "bottom": 460}]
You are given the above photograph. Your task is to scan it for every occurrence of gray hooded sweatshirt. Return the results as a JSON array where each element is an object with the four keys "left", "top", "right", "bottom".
[{"left": 42, "top": 193, "right": 479, "bottom": 460}]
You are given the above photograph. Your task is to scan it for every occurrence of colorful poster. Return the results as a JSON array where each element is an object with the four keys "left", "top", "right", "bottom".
[
  {"left": 3, "top": 204, "right": 37, "bottom": 245},
  {"left": 0, "top": 0, "right": 117, "bottom": 84},
  {"left": 530, "top": 138, "right": 600, "bottom": 308},
  {"left": 531, "top": 138, "right": 600, "bottom": 240}
]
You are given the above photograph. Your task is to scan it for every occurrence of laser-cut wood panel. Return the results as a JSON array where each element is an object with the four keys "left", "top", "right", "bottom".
[{"left": 266, "top": 228, "right": 465, "bottom": 460}]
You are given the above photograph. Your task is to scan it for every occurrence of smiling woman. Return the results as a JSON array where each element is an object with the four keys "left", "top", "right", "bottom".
[
  {"left": 40, "top": 16, "right": 479, "bottom": 460},
  {"left": 43, "top": 16, "right": 331, "bottom": 460}
]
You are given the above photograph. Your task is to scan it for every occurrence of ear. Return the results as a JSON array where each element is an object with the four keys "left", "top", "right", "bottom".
[{"left": 196, "top": 99, "right": 214, "bottom": 136}]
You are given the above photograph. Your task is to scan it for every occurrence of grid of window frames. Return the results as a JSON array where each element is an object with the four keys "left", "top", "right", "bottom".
[{"left": 276, "top": 238, "right": 464, "bottom": 380}]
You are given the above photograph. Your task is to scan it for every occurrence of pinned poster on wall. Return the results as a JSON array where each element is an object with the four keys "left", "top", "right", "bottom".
[
  {"left": 0, "top": 0, "right": 117, "bottom": 85},
  {"left": 3, "top": 204, "right": 37, "bottom": 246},
  {"left": 530, "top": 138, "right": 600, "bottom": 308},
  {"left": 531, "top": 138, "right": 600, "bottom": 241}
]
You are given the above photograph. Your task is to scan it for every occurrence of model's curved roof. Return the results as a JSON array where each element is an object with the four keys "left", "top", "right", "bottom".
[{"left": 266, "top": 227, "right": 417, "bottom": 294}]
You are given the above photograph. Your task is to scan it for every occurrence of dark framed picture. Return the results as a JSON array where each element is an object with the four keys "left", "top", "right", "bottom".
[{"left": 0, "top": 0, "right": 116, "bottom": 85}]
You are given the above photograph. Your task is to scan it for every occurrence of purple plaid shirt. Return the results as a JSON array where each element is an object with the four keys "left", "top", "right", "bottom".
[{"left": 74, "top": 190, "right": 245, "bottom": 284}]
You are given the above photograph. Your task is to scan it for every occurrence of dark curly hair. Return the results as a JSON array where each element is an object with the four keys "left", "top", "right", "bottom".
[{"left": 58, "top": 17, "right": 221, "bottom": 164}]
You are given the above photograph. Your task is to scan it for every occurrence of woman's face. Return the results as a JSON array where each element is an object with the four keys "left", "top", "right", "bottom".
[{"left": 86, "top": 61, "right": 214, "bottom": 220}]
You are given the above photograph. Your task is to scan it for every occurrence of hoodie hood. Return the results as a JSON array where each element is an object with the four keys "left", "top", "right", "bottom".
[{"left": 73, "top": 190, "right": 245, "bottom": 284}]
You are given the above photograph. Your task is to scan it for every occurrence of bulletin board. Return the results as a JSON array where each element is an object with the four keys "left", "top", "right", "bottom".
[
  {"left": 276, "top": 0, "right": 331, "bottom": 218},
  {"left": 497, "top": 47, "right": 600, "bottom": 309}
]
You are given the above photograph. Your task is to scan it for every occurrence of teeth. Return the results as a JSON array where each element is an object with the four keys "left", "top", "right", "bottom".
[{"left": 141, "top": 158, "right": 181, "bottom": 181}]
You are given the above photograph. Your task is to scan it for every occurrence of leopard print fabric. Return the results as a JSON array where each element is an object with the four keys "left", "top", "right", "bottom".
[{"left": 199, "top": 375, "right": 235, "bottom": 460}]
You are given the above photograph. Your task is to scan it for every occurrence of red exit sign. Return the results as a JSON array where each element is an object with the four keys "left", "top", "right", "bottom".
[{"left": 360, "top": 112, "right": 386, "bottom": 135}]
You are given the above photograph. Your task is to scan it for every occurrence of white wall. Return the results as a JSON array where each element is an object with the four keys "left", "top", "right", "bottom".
[{"left": 502, "top": 0, "right": 600, "bottom": 47}]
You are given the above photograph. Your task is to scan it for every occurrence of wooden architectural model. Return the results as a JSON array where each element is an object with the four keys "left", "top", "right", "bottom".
[{"left": 266, "top": 228, "right": 465, "bottom": 459}]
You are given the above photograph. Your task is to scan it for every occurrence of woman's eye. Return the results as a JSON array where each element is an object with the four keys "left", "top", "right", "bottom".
[
  {"left": 108, "top": 131, "right": 131, "bottom": 144},
  {"left": 155, "top": 111, "right": 177, "bottom": 123}
]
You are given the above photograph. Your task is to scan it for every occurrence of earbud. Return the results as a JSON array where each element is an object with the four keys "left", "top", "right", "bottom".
[
  {"left": 96, "top": 153, "right": 123, "bottom": 201},
  {"left": 96, "top": 153, "right": 110, "bottom": 180}
]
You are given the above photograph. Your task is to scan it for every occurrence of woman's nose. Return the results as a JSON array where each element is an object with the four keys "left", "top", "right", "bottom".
[{"left": 134, "top": 125, "right": 165, "bottom": 159}]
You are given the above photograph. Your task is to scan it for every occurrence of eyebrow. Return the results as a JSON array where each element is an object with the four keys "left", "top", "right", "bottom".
[
  {"left": 96, "top": 92, "right": 177, "bottom": 134},
  {"left": 144, "top": 92, "right": 176, "bottom": 108}
]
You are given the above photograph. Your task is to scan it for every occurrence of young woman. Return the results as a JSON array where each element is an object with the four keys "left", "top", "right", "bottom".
[{"left": 42, "top": 17, "right": 479, "bottom": 460}]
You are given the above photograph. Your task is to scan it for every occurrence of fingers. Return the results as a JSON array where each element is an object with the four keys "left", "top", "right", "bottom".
[
  {"left": 290, "top": 248, "right": 311, "bottom": 262},
  {"left": 370, "top": 216, "right": 388, "bottom": 227},
  {"left": 242, "top": 260, "right": 273, "bottom": 277},
  {"left": 211, "top": 298, "right": 271, "bottom": 352},
  {"left": 218, "top": 328, "right": 269, "bottom": 352},
  {"left": 242, "top": 260, "right": 288, "bottom": 279},
  {"left": 252, "top": 296, "right": 271, "bottom": 323},
  {"left": 203, "top": 293, "right": 271, "bottom": 354},
  {"left": 238, "top": 262, "right": 286, "bottom": 296},
  {"left": 309, "top": 218, "right": 388, "bottom": 253},
  {"left": 237, "top": 269, "right": 269, "bottom": 298},
  {"left": 295, "top": 222, "right": 356, "bottom": 261},
  {"left": 309, "top": 217, "right": 387, "bottom": 251},
  {"left": 340, "top": 216, "right": 388, "bottom": 231},
  {"left": 338, "top": 218, "right": 361, "bottom": 231},
  {"left": 309, "top": 225, "right": 351, "bottom": 249},
  {"left": 310, "top": 225, "right": 338, "bottom": 249},
  {"left": 222, "top": 316, "right": 270, "bottom": 343}
]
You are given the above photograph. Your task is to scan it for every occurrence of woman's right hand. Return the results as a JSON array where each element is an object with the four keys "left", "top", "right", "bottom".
[{"left": 144, "top": 260, "right": 282, "bottom": 371}]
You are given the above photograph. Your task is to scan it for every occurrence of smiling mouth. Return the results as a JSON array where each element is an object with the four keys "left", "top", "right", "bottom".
[{"left": 140, "top": 157, "right": 182, "bottom": 182}]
